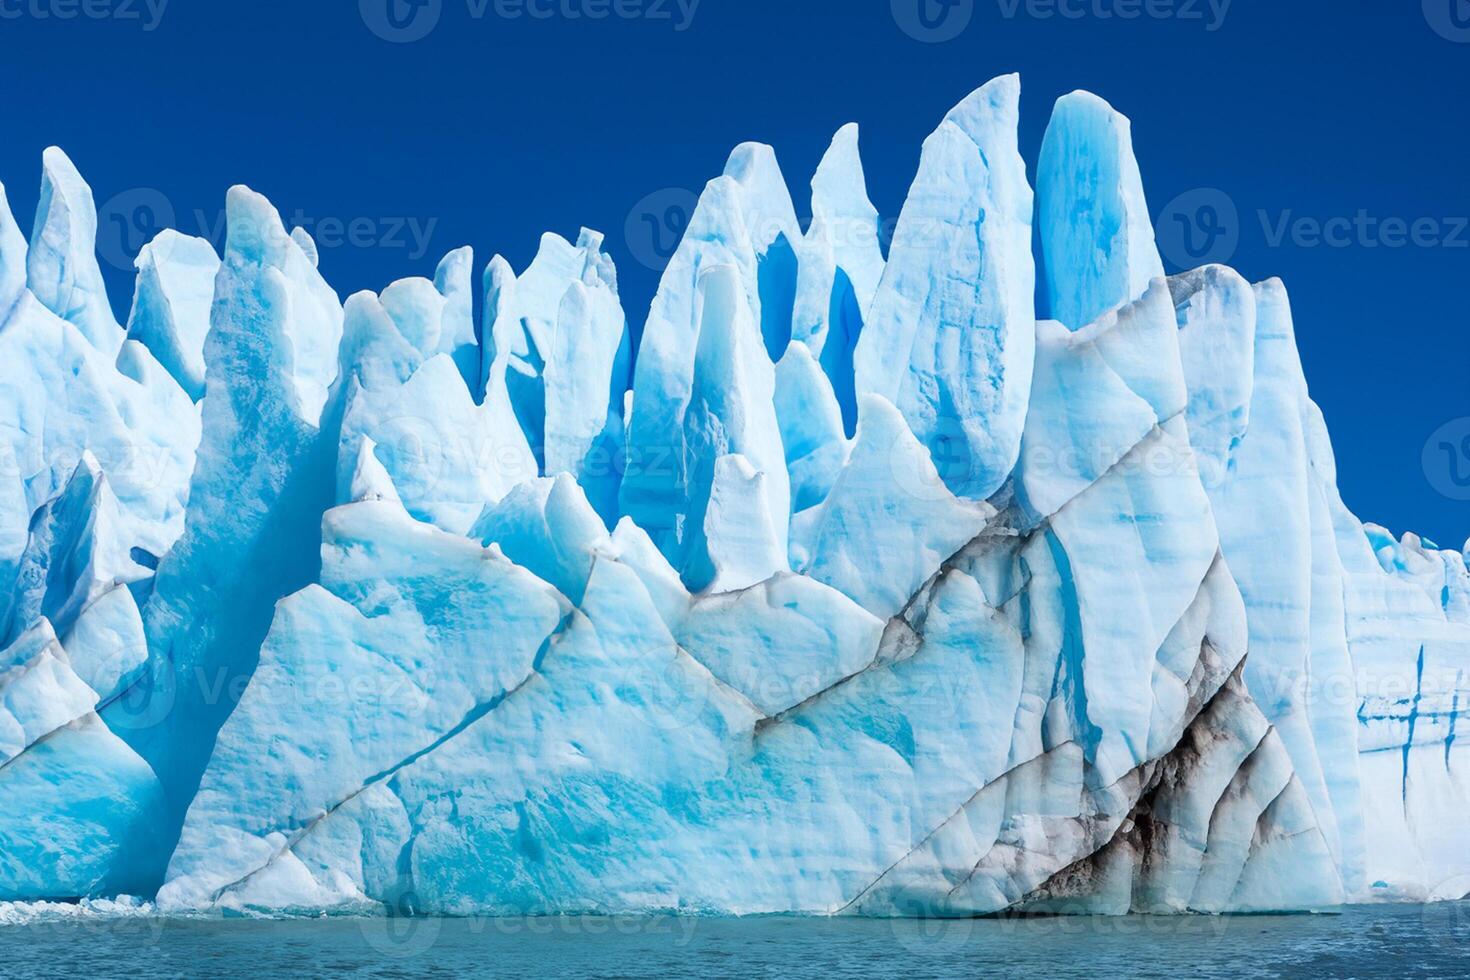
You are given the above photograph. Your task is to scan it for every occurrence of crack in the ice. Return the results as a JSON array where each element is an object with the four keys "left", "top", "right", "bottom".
[
  {"left": 841, "top": 654, "right": 1259, "bottom": 916},
  {"left": 1447, "top": 675, "right": 1462, "bottom": 769},
  {"left": 754, "top": 526, "right": 1015, "bottom": 737},
  {"left": 206, "top": 621, "right": 567, "bottom": 906},
  {"left": 1403, "top": 645, "right": 1426, "bottom": 803},
  {"left": 1019, "top": 681, "right": 1276, "bottom": 914},
  {"left": 0, "top": 712, "right": 88, "bottom": 775},
  {"left": 833, "top": 741, "right": 1079, "bottom": 915}
]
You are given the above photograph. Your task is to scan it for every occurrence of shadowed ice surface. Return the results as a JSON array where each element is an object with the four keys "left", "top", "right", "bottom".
[{"left": 0, "top": 903, "right": 1465, "bottom": 978}]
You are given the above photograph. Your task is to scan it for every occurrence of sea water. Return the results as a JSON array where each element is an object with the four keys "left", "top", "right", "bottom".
[{"left": 0, "top": 902, "right": 1464, "bottom": 977}]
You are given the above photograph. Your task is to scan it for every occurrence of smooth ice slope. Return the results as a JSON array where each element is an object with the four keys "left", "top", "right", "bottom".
[{"left": 0, "top": 76, "right": 1464, "bottom": 916}]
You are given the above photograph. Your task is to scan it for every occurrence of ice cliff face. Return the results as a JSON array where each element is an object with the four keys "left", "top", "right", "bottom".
[{"left": 0, "top": 75, "right": 1466, "bottom": 915}]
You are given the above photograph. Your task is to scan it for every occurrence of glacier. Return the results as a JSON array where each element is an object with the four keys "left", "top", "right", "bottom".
[{"left": 0, "top": 73, "right": 1466, "bottom": 916}]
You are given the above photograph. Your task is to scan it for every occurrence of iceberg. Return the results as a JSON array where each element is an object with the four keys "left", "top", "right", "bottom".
[{"left": 0, "top": 75, "right": 1465, "bottom": 917}]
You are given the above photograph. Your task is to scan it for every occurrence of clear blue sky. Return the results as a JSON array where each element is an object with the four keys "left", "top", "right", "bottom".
[{"left": 1, "top": 1, "right": 1465, "bottom": 547}]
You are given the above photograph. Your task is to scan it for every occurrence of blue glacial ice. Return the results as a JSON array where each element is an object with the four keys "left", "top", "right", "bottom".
[{"left": 0, "top": 74, "right": 1467, "bottom": 916}]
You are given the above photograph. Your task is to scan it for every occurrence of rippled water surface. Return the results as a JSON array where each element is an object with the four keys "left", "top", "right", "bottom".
[{"left": 0, "top": 902, "right": 1465, "bottom": 978}]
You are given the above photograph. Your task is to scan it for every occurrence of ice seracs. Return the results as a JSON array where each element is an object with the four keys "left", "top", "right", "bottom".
[
  {"left": 855, "top": 73, "right": 1036, "bottom": 502},
  {"left": 792, "top": 393, "right": 993, "bottom": 620},
  {"left": 795, "top": 123, "right": 885, "bottom": 433},
  {"left": 125, "top": 230, "right": 220, "bottom": 402},
  {"left": 621, "top": 140, "right": 805, "bottom": 563},
  {"left": 773, "top": 341, "right": 849, "bottom": 516},
  {"left": 1038, "top": 91, "right": 1165, "bottom": 332},
  {"left": 118, "top": 186, "right": 344, "bottom": 856},
  {"left": 28, "top": 148, "right": 126, "bottom": 356},
  {"left": 0, "top": 182, "right": 28, "bottom": 320},
  {"left": 0, "top": 74, "right": 1465, "bottom": 916}
]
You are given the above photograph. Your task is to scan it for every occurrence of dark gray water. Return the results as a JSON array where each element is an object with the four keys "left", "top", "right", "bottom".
[{"left": 0, "top": 902, "right": 1465, "bottom": 978}]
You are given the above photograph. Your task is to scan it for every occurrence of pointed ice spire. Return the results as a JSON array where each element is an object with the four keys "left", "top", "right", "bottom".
[
  {"left": 725, "top": 143, "right": 802, "bottom": 247},
  {"left": 793, "top": 124, "right": 886, "bottom": 435},
  {"left": 678, "top": 265, "right": 791, "bottom": 590},
  {"left": 1037, "top": 91, "right": 1166, "bottom": 332},
  {"left": 337, "top": 289, "right": 424, "bottom": 395},
  {"left": 1172, "top": 265, "right": 1258, "bottom": 486},
  {"left": 0, "top": 181, "right": 26, "bottom": 319},
  {"left": 624, "top": 180, "right": 754, "bottom": 546},
  {"left": 543, "top": 277, "right": 632, "bottom": 527},
  {"left": 333, "top": 291, "right": 415, "bottom": 504},
  {"left": 810, "top": 123, "right": 885, "bottom": 312},
  {"left": 349, "top": 248, "right": 479, "bottom": 400},
  {"left": 482, "top": 231, "right": 623, "bottom": 471},
  {"left": 120, "top": 184, "right": 346, "bottom": 835},
  {"left": 0, "top": 619, "right": 102, "bottom": 768},
  {"left": 290, "top": 227, "right": 319, "bottom": 267},
  {"left": 487, "top": 233, "right": 581, "bottom": 453},
  {"left": 339, "top": 254, "right": 540, "bottom": 533},
  {"left": 27, "top": 148, "right": 125, "bottom": 355},
  {"left": 125, "top": 230, "right": 221, "bottom": 402},
  {"left": 623, "top": 144, "right": 809, "bottom": 548},
  {"left": 1, "top": 452, "right": 147, "bottom": 647},
  {"left": 596, "top": 517, "right": 692, "bottom": 629},
  {"left": 434, "top": 246, "right": 479, "bottom": 387},
  {"left": 725, "top": 142, "right": 802, "bottom": 360},
  {"left": 379, "top": 275, "right": 447, "bottom": 356},
  {"left": 854, "top": 73, "right": 1036, "bottom": 502},
  {"left": 347, "top": 437, "right": 401, "bottom": 504},
  {"left": 479, "top": 253, "right": 516, "bottom": 401},
  {"left": 774, "top": 340, "right": 849, "bottom": 515},
  {"left": 214, "top": 186, "right": 344, "bottom": 425},
  {"left": 792, "top": 394, "right": 994, "bottom": 619},
  {"left": 473, "top": 473, "right": 610, "bottom": 605}
]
